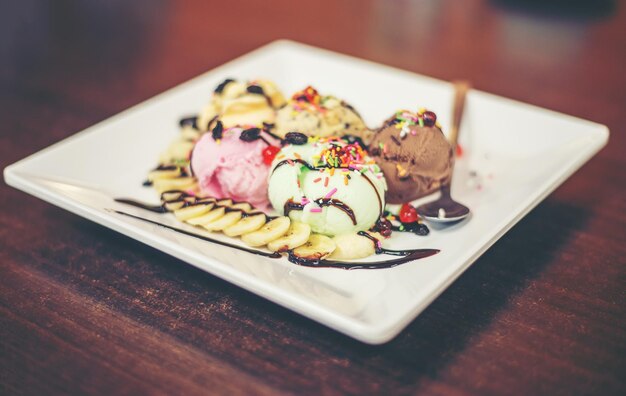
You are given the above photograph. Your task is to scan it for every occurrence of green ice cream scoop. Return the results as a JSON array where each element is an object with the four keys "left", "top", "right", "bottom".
[{"left": 268, "top": 137, "right": 386, "bottom": 236}]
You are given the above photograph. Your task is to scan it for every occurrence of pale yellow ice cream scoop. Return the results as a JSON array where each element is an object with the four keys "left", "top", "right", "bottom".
[
  {"left": 274, "top": 86, "right": 373, "bottom": 143},
  {"left": 197, "top": 79, "right": 286, "bottom": 131}
]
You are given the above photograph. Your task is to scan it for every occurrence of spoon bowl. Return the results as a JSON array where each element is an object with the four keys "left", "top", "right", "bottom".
[{"left": 417, "top": 186, "right": 470, "bottom": 223}]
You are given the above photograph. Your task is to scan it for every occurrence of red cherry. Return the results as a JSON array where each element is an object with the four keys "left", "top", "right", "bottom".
[
  {"left": 399, "top": 203, "right": 418, "bottom": 223},
  {"left": 262, "top": 146, "right": 281, "bottom": 165},
  {"left": 422, "top": 111, "right": 437, "bottom": 127},
  {"left": 455, "top": 143, "right": 464, "bottom": 158}
]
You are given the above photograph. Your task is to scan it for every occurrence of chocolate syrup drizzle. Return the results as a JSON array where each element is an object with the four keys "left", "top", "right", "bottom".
[
  {"left": 287, "top": 248, "right": 438, "bottom": 270},
  {"left": 284, "top": 198, "right": 356, "bottom": 225},
  {"left": 113, "top": 191, "right": 439, "bottom": 269},
  {"left": 113, "top": 210, "right": 281, "bottom": 259},
  {"left": 246, "top": 84, "right": 273, "bottom": 107},
  {"left": 154, "top": 165, "right": 179, "bottom": 171},
  {"left": 179, "top": 116, "right": 198, "bottom": 130},
  {"left": 214, "top": 78, "right": 235, "bottom": 94},
  {"left": 114, "top": 199, "right": 166, "bottom": 213}
]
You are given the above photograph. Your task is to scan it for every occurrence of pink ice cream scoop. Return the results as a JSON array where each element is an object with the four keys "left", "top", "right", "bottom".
[{"left": 190, "top": 126, "right": 280, "bottom": 210}]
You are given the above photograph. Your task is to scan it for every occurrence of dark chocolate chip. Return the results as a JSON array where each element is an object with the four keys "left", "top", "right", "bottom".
[
  {"left": 240, "top": 127, "right": 262, "bottom": 142},
  {"left": 246, "top": 85, "right": 265, "bottom": 95},
  {"left": 402, "top": 221, "right": 430, "bottom": 236},
  {"left": 284, "top": 132, "right": 308, "bottom": 145},
  {"left": 374, "top": 217, "right": 393, "bottom": 237},
  {"left": 211, "top": 121, "right": 224, "bottom": 140},
  {"left": 214, "top": 78, "right": 235, "bottom": 94},
  {"left": 413, "top": 223, "right": 430, "bottom": 236},
  {"left": 179, "top": 116, "right": 198, "bottom": 129}
]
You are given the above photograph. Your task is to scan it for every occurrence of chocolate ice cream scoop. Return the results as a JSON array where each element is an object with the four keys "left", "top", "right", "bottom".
[{"left": 369, "top": 110, "right": 453, "bottom": 204}]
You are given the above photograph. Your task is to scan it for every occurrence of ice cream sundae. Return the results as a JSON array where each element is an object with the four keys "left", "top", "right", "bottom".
[{"left": 118, "top": 79, "right": 452, "bottom": 269}]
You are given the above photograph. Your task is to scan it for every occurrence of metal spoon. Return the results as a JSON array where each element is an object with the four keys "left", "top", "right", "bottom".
[{"left": 417, "top": 80, "right": 471, "bottom": 224}]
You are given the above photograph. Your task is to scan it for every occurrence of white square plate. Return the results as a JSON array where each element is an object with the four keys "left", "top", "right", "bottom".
[{"left": 4, "top": 40, "right": 608, "bottom": 344}]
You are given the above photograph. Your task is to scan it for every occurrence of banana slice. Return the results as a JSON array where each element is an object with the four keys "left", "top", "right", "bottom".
[
  {"left": 164, "top": 200, "right": 185, "bottom": 211},
  {"left": 328, "top": 232, "right": 378, "bottom": 260},
  {"left": 292, "top": 234, "right": 336, "bottom": 261},
  {"left": 153, "top": 177, "right": 196, "bottom": 193},
  {"left": 202, "top": 211, "right": 242, "bottom": 232},
  {"left": 216, "top": 199, "right": 233, "bottom": 206},
  {"left": 230, "top": 202, "right": 252, "bottom": 212},
  {"left": 267, "top": 222, "right": 311, "bottom": 252},
  {"left": 161, "top": 191, "right": 185, "bottom": 201},
  {"left": 185, "top": 206, "right": 225, "bottom": 226},
  {"left": 223, "top": 213, "right": 267, "bottom": 237},
  {"left": 241, "top": 217, "right": 290, "bottom": 247},
  {"left": 148, "top": 167, "right": 180, "bottom": 181},
  {"left": 173, "top": 203, "right": 214, "bottom": 221}
]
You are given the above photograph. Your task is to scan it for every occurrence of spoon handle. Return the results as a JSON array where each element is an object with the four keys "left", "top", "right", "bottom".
[{"left": 448, "top": 80, "right": 471, "bottom": 150}]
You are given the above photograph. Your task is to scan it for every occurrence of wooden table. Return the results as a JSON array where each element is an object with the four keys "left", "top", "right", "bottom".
[{"left": 2, "top": 1, "right": 624, "bottom": 394}]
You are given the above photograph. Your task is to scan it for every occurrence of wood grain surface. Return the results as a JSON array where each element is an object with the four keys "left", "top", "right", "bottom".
[{"left": 1, "top": 1, "right": 625, "bottom": 395}]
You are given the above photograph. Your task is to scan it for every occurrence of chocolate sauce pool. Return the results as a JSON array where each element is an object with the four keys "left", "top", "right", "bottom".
[{"left": 287, "top": 248, "right": 438, "bottom": 270}]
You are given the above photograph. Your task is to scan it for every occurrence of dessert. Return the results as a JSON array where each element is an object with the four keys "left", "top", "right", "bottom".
[
  {"left": 267, "top": 133, "right": 386, "bottom": 236},
  {"left": 191, "top": 125, "right": 281, "bottom": 209},
  {"left": 369, "top": 109, "right": 453, "bottom": 204},
  {"left": 197, "top": 79, "right": 286, "bottom": 131},
  {"left": 117, "top": 79, "right": 447, "bottom": 270},
  {"left": 274, "top": 86, "right": 372, "bottom": 142}
]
